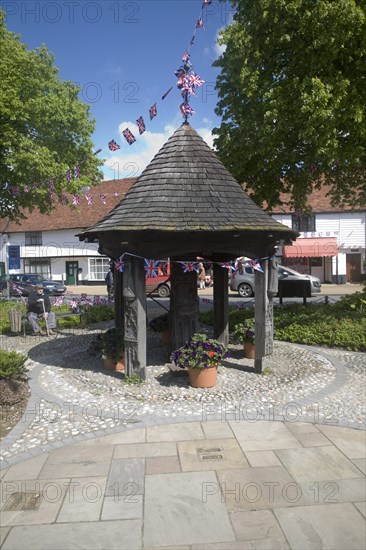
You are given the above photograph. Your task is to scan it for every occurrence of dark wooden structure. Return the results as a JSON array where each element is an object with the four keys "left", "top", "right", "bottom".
[{"left": 79, "top": 123, "right": 296, "bottom": 375}]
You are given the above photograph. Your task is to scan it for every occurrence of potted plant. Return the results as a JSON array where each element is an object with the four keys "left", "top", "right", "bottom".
[
  {"left": 92, "top": 328, "right": 125, "bottom": 372},
  {"left": 149, "top": 313, "right": 170, "bottom": 345},
  {"left": 233, "top": 321, "right": 255, "bottom": 359},
  {"left": 170, "top": 333, "right": 230, "bottom": 388}
]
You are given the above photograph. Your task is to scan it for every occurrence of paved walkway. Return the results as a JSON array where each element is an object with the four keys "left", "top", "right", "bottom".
[
  {"left": 0, "top": 329, "right": 365, "bottom": 549},
  {"left": 1, "top": 420, "right": 365, "bottom": 549}
]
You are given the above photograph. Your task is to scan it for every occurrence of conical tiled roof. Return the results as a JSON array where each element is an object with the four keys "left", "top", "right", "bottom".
[{"left": 82, "top": 123, "right": 294, "bottom": 236}]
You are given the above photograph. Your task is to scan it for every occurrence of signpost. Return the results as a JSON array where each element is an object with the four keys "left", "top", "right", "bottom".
[{"left": 8, "top": 245, "right": 20, "bottom": 270}]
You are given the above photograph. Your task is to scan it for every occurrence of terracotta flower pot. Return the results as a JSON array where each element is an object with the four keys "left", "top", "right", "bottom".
[
  {"left": 161, "top": 329, "right": 170, "bottom": 346},
  {"left": 104, "top": 352, "right": 125, "bottom": 372},
  {"left": 188, "top": 366, "right": 217, "bottom": 388},
  {"left": 244, "top": 342, "right": 255, "bottom": 359}
]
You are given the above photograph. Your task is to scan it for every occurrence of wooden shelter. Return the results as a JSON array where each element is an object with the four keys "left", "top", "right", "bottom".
[{"left": 79, "top": 123, "right": 297, "bottom": 375}]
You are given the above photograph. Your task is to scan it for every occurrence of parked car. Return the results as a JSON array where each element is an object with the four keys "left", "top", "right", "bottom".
[
  {"left": 146, "top": 261, "right": 171, "bottom": 297},
  {"left": 0, "top": 274, "right": 67, "bottom": 297},
  {"left": 229, "top": 265, "right": 321, "bottom": 297}
]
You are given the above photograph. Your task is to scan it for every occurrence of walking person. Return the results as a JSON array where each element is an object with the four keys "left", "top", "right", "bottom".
[
  {"left": 27, "top": 284, "right": 57, "bottom": 336},
  {"left": 198, "top": 262, "right": 206, "bottom": 290}
]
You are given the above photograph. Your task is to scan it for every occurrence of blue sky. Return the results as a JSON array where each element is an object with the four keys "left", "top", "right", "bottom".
[{"left": 2, "top": 0, "right": 234, "bottom": 179}]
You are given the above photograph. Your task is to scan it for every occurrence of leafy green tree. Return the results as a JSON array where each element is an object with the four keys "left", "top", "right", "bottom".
[
  {"left": 0, "top": 9, "right": 102, "bottom": 221},
  {"left": 213, "top": 0, "right": 366, "bottom": 210}
]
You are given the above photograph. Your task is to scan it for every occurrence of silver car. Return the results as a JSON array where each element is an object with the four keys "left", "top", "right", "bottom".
[{"left": 229, "top": 265, "right": 321, "bottom": 297}]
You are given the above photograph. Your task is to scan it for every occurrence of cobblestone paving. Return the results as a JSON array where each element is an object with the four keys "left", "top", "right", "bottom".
[{"left": 1, "top": 324, "right": 365, "bottom": 467}]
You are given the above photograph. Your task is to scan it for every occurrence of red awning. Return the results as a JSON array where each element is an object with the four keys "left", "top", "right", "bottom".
[{"left": 283, "top": 237, "right": 338, "bottom": 258}]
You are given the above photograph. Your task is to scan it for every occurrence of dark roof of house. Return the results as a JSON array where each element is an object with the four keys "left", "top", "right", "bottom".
[
  {"left": 81, "top": 123, "right": 293, "bottom": 237},
  {"left": 0, "top": 179, "right": 135, "bottom": 233},
  {"left": 270, "top": 186, "right": 365, "bottom": 214}
]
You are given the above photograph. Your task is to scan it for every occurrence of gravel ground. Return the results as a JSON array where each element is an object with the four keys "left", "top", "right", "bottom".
[{"left": 0, "top": 322, "right": 365, "bottom": 465}]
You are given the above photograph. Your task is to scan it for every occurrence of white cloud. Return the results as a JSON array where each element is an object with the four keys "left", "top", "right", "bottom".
[
  {"left": 103, "top": 62, "right": 123, "bottom": 75},
  {"left": 103, "top": 119, "right": 216, "bottom": 179},
  {"left": 103, "top": 122, "right": 175, "bottom": 179}
]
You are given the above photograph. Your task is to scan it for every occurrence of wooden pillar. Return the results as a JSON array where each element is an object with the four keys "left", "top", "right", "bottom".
[
  {"left": 114, "top": 268, "right": 124, "bottom": 334},
  {"left": 254, "top": 256, "right": 276, "bottom": 373},
  {"left": 213, "top": 262, "right": 229, "bottom": 345},
  {"left": 123, "top": 255, "right": 146, "bottom": 379},
  {"left": 170, "top": 262, "right": 199, "bottom": 353}
]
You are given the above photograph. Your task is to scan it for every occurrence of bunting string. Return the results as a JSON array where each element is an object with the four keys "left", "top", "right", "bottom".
[{"left": 113, "top": 252, "right": 273, "bottom": 275}]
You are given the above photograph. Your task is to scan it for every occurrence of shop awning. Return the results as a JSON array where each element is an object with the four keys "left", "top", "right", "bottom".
[{"left": 283, "top": 237, "right": 338, "bottom": 258}]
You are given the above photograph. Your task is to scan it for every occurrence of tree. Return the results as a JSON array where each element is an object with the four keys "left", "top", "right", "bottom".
[
  {"left": 213, "top": 0, "right": 366, "bottom": 211},
  {"left": 0, "top": 9, "right": 102, "bottom": 221}
]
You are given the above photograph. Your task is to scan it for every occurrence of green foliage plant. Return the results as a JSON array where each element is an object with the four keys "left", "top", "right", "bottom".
[
  {"left": 233, "top": 320, "right": 255, "bottom": 344},
  {"left": 149, "top": 313, "right": 170, "bottom": 332},
  {"left": 213, "top": 0, "right": 366, "bottom": 211},
  {"left": 0, "top": 349, "right": 27, "bottom": 380},
  {"left": 0, "top": 8, "right": 103, "bottom": 221}
]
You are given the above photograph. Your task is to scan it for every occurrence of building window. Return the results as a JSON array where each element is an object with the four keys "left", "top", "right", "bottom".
[
  {"left": 291, "top": 213, "right": 315, "bottom": 232},
  {"left": 23, "top": 259, "right": 51, "bottom": 278},
  {"left": 89, "top": 258, "right": 110, "bottom": 281},
  {"left": 25, "top": 232, "right": 42, "bottom": 246}
]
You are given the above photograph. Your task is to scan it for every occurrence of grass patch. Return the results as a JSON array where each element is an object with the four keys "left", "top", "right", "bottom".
[{"left": 199, "top": 290, "right": 366, "bottom": 352}]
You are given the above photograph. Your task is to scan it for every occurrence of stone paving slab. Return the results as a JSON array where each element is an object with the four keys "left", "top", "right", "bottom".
[
  {"left": 143, "top": 471, "right": 236, "bottom": 547},
  {"left": 274, "top": 503, "right": 366, "bottom": 549},
  {"left": 316, "top": 424, "right": 366, "bottom": 459},
  {"left": 1, "top": 520, "right": 142, "bottom": 549},
  {"left": 276, "top": 446, "right": 362, "bottom": 483},
  {"left": 57, "top": 476, "right": 106, "bottom": 523},
  {"left": 229, "top": 421, "right": 302, "bottom": 452},
  {"left": 37, "top": 444, "right": 114, "bottom": 479}
]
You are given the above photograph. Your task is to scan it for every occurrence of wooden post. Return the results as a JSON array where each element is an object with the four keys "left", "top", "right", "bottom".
[
  {"left": 170, "top": 261, "right": 199, "bottom": 353},
  {"left": 114, "top": 268, "right": 124, "bottom": 334},
  {"left": 123, "top": 255, "right": 146, "bottom": 379},
  {"left": 254, "top": 258, "right": 275, "bottom": 373},
  {"left": 213, "top": 262, "right": 229, "bottom": 345}
]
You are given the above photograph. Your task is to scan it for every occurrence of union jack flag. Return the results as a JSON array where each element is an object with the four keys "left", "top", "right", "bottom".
[
  {"left": 248, "top": 259, "right": 264, "bottom": 273},
  {"left": 162, "top": 86, "right": 173, "bottom": 100},
  {"left": 114, "top": 257, "right": 125, "bottom": 272},
  {"left": 24, "top": 186, "right": 30, "bottom": 193},
  {"left": 181, "top": 262, "right": 199, "bottom": 273},
  {"left": 190, "top": 35, "right": 195, "bottom": 46},
  {"left": 94, "top": 148, "right": 102, "bottom": 155},
  {"left": 149, "top": 103, "right": 157, "bottom": 120},
  {"left": 93, "top": 295, "right": 102, "bottom": 305},
  {"left": 80, "top": 293, "right": 87, "bottom": 301},
  {"left": 189, "top": 73, "right": 205, "bottom": 87},
  {"left": 108, "top": 139, "right": 121, "bottom": 151},
  {"left": 196, "top": 17, "right": 204, "bottom": 28},
  {"left": 60, "top": 194, "right": 68, "bottom": 205},
  {"left": 136, "top": 116, "right": 146, "bottom": 135},
  {"left": 48, "top": 179, "right": 55, "bottom": 192},
  {"left": 86, "top": 194, "right": 93, "bottom": 206},
  {"left": 12, "top": 186, "right": 20, "bottom": 195},
  {"left": 182, "top": 51, "right": 190, "bottom": 63},
  {"left": 72, "top": 194, "right": 80, "bottom": 206},
  {"left": 66, "top": 169, "right": 72, "bottom": 183},
  {"left": 74, "top": 165, "right": 80, "bottom": 178},
  {"left": 122, "top": 128, "right": 136, "bottom": 145},
  {"left": 100, "top": 193, "right": 107, "bottom": 204},
  {"left": 219, "top": 262, "right": 235, "bottom": 271},
  {"left": 144, "top": 259, "right": 161, "bottom": 278},
  {"left": 180, "top": 103, "right": 195, "bottom": 117}
]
